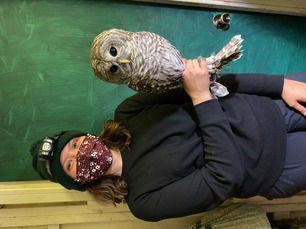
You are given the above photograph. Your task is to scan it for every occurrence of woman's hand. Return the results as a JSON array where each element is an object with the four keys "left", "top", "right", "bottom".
[
  {"left": 282, "top": 78, "right": 306, "bottom": 116},
  {"left": 181, "top": 58, "right": 213, "bottom": 105}
]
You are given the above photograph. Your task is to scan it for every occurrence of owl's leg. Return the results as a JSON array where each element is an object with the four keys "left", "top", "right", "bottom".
[{"left": 210, "top": 81, "right": 229, "bottom": 98}]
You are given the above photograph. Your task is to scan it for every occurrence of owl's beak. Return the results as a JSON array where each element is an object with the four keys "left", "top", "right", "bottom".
[{"left": 119, "top": 59, "right": 131, "bottom": 64}]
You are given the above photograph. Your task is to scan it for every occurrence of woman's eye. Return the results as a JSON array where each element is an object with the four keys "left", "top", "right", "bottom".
[
  {"left": 67, "top": 161, "right": 72, "bottom": 171},
  {"left": 110, "top": 47, "right": 117, "bottom": 57},
  {"left": 73, "top": 141, "right": 77, "bottom": 148},
  {"left": 110, "top": 65, "right": 118, "bottom": 73}
]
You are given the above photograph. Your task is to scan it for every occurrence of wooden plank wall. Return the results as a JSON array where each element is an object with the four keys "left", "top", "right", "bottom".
[
  {"left": 131, "top": 0, "right": 306, "bottom": 16},
  {"left": 0, "top": 181, "right": 201, "bottom": 229},
  {"left": 1, "top": 181, "right": 306, "bottom": 228}
]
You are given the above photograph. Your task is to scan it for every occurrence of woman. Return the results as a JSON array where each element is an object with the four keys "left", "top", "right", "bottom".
[{"left": 31, "top": 59, "right": 306, "bottom": 221}]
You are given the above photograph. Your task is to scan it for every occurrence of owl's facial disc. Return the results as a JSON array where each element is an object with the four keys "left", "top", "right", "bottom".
[{"left": 91, "top": 30, "right": 133, "bottom": 84}]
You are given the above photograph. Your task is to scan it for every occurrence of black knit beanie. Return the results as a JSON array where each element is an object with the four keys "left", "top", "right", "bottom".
[{"left": 30, "top": 130, "right": 88, "bottom": 191}]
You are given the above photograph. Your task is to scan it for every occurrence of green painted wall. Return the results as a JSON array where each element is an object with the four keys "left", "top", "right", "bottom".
[{"left": 0, "top": 0, "right": 305, "bottom": 181}]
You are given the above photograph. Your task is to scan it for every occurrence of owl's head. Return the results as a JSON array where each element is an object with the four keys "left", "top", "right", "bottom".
[{"left": 90, "top": 28, "right": 133, "bottom": 84}]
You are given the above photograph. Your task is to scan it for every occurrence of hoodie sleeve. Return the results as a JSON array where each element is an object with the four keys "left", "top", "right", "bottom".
[{"left": 217, "top": 73, "right": 284, "bottom": 95}]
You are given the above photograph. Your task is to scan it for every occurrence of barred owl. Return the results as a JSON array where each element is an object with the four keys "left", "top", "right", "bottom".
[{"left": 90, "top": 28, "right": 243, "bottom": 97}]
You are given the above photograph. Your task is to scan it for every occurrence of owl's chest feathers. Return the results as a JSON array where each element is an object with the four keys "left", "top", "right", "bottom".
[{"left": 129, "top": 38, "right": 184, "bottom": 82}]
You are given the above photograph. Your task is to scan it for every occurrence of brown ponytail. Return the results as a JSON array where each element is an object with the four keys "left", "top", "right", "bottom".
[
  {"left": 86, "top": 175, "right": 128, "bottom": 205},
  {"left": 99, "top": 120, "right": 131, "bottom": 151}
]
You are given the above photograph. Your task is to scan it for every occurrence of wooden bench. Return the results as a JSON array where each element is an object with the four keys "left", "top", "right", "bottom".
[
  {"left": 0, "top": 181, "right": 201, "bottom": 228},
  {"left": 1, "top": 181, "right": 306, "bottom": 228}
]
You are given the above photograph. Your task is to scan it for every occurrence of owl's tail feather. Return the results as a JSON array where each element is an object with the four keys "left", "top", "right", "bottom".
[
  {"left": 206, "top": 34, "right": 244, "bottom": 74},
  {"left": 202, "top": 35, "right": 244, "bottom": 98}
]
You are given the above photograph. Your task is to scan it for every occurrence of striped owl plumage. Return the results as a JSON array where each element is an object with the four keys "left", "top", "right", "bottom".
[{"left": 90, "top": 28, "right": 243, "bottom": 97}]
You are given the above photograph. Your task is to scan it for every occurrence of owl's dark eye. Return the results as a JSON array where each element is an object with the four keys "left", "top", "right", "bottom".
[
  {"left": 110, "top": 47, "right": 117, "bottom": 57},
  {"left": 109, "top": 65, "right": 118, "bottom": 73}
]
